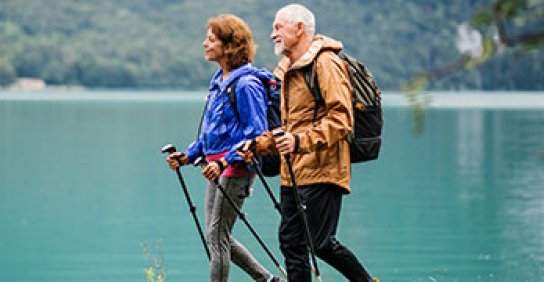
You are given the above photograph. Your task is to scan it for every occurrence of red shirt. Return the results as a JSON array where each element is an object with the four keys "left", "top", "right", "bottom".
[{"left": 206, "top": 151, "right": 249, "bottom": 177}]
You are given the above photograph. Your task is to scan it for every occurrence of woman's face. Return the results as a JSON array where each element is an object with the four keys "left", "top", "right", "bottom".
[{"left": 202, "top": 28, "right": 225, "bottom": 62}]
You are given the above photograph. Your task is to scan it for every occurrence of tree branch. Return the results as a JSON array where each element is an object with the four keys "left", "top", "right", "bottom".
[{"left": 494, "top": 3, "right": 544, "bottom": 46}]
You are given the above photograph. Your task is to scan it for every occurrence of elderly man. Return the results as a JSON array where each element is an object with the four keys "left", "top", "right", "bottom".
[{"left": 249, "top": 3, "right": 376, "bottom": 282}]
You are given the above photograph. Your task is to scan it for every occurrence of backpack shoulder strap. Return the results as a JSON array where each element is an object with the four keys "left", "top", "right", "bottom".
[
  {"left": 197, "top": 77, "right": 241, "bottom": 138},
  {"left": 196, "top": 97, "right": 209, "bottom": 138},
  {"left": 303, "top": 57, "right": 324, "bottom": 121},
  {"left": 226, "top": 78, "right": 241, "bottom": 121}
]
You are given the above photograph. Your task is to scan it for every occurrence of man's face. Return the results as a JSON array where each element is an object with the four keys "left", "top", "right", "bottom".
[
  {"left": 202, "top": 28, "right": 224, "bottom": 62},
  {"left": 271, "top": 13, "right": 298, "bottom": 57}
]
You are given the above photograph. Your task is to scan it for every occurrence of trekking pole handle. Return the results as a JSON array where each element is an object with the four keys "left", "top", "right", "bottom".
[
  {"left": 234, "top": 139, "right": 253, "bottom": 151},
  {"left": 193, "top": 156, "right": 208, "bottom": 168},
  {"left": 193, "top": 157, "right": 225, "bottom": 187},
  {"left": 272, "top": 130, "right": 293, "bottom": 161},
  {"left": 162, "top": 143, "right": 189, "bottom": 166},
  {"left": 161, "top": 143, "right": 177, "bottom": 154},
  {"left": 272, "top": 130, "right": 285, "bottom": 138}
]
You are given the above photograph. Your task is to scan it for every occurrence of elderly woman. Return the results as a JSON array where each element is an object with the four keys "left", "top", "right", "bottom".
[{"left": 166, "top": 14, "right": 282, "bottom": 282}]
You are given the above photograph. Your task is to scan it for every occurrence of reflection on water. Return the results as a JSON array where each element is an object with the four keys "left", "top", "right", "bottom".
[
  {"left": 452, "top": 109, "right": 544, "bottom": 280},
  {"left": 0, "top": 91, "right": 543, "bottom": 281},
  {"left": 457, "top": 110, "right": 485, "bottom": 204}
]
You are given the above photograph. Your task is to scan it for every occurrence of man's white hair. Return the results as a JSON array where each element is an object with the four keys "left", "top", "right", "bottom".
[{"left": 277, "top": 3, "right": 316, "bottom": 37}]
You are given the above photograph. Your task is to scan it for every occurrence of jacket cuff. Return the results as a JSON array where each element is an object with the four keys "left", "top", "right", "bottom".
[
  {"left": 255, "top": 131, "right": 277, "bottom": 155},
  {"left": 184, "top": 150, "right": 195, "bottom": 164},
  {"left": 224, "top": 150, "right": 238, "bottom": 165}
]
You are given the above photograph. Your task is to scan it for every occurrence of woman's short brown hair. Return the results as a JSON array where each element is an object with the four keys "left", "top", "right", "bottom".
[{"left": 207, "top": 14, "right": 256, "bottom": 71}]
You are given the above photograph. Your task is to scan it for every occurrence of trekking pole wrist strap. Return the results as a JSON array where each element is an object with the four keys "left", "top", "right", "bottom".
[{"left": 214, "top": 159, "right": 226, "bottom": 173}]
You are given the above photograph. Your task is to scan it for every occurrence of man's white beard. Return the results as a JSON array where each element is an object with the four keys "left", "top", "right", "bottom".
[{"left": 274, "top": 41, "right": 286, "bottom": 57}]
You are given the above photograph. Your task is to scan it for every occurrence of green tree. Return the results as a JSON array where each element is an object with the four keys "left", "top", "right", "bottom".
[
  {"left": 0, "top": 0, "right": 542, "bottom": 89},
  {"left": 0, "top": 59, "right": 16, "bottom": 86}
]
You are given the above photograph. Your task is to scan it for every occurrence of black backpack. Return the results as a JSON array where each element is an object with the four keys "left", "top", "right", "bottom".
[
  {"left": 226, "top": 76, "right": 282, "bottom": 176},
  {"left": 304, "top": 52, "right": 383, "bottom": 163}
]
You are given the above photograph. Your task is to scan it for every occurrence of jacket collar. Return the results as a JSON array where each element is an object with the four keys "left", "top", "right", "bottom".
[
  {"left": 209, "top": 63, "right": 253, "bottom": 92},
  {"left": 273, "top": 34, "right": 343, "bottom": 76}
]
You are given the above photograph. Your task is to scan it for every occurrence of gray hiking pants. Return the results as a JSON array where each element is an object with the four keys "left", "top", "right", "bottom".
[{"left": 205, "top": 175, "right": 271, "bottom": 282}]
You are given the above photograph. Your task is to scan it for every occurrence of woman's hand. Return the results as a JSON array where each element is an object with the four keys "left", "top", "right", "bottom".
[
  {"left": 236, "top": 139, "right": 256, "bottom": 163},
  {"left": 166, "top": 152, "right": 189, "bottom": 170},
  {"left": 202, "top": 158, "right": 228, "bottom": 182}
]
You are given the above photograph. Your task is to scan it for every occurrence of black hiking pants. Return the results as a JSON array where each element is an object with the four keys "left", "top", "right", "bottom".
[{"left": 279, "top": 183, "right": 373, "bottom": 282}]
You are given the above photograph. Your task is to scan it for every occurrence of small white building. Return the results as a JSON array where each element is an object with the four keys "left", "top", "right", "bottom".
[{"left": 9, "top": 78, "right": 47, "bottom": 90}]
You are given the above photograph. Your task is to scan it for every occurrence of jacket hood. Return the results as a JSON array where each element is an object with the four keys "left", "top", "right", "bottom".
[
  {"left": 209, "top": 63, "right": 273, "bottom": 92},
  {"left": 274, "top": 34, "right": 343, "bottom": 76}
]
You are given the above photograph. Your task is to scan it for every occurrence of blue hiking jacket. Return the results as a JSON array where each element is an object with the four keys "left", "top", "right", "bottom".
[{"left": 185, "top": 63, "right": 273, "bottom": 165}]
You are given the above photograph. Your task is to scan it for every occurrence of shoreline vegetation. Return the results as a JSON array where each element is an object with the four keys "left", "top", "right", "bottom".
[{"left": 2, "top": 89, "right": 544, "bottom": 109}]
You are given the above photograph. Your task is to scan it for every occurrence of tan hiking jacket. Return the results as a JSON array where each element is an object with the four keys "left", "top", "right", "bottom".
[{"left": 258, "top": 35, "right": 353, "bottom": 192}]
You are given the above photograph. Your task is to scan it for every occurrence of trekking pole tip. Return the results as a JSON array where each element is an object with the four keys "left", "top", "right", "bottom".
[{"left": 280, "top": 266, "right": 287, "bottom": 278}]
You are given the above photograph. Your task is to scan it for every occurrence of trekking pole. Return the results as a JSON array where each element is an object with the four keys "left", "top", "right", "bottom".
[
  {"left": 273, "top": 132, "right": 322, "bottom": 282},
  {"left": 250, "top": 156, "right": 282, "bottom": 215},
  {"left": 161, "top": 144, "right": 210, "bottom": 260},
  {"left": 236, "top": 139, "right": 283, "bottom": 215},
  {"left": 234, "top": 142, "right": 282, "bottom": 215},
  {"left": 193, "top": 156, "right": 287, "bottom": 278},
  {"left": 284, "top": 154, "right": 322, "bottom": 282}
]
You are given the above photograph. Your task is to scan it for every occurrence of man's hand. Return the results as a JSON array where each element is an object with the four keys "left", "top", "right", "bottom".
[
  {"left": 272, "top": 129, "right": 295, "bottom": 155},
  {"left": 166, "top": 152, "right": 189, "bottom": 170},
  {"left": 202, "top": 158, "right": 227, "bottom": 182}
]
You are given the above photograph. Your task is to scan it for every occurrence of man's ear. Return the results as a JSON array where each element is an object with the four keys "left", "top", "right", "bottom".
[{"left": 296, "top": 22, "right": 305, "bottom": 37}]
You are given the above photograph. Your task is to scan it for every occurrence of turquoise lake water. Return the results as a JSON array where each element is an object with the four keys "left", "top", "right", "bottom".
[{"left": 1, "top": 91, "right": 543, "bottom": 281}]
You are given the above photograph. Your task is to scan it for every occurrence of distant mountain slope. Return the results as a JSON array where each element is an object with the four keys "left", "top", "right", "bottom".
[{"left": 0, "top": 0, "right": 542, "bottom": 89}]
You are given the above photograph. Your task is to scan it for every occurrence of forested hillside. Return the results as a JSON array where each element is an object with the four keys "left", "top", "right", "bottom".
[{"left": 0, "top": 0, "right": 542, "bottom": 90}]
